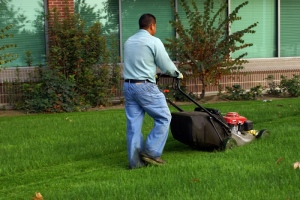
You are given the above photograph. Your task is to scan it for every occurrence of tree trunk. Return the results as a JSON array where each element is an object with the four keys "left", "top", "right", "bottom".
[
  {"left": 200, "top": 88, "right": 206, "bottom": 99},
  {"left": 200, "top": 79, "right": 206, "bottom": 99}
]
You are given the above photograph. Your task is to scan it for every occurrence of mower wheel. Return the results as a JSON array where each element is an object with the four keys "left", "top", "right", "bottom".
[
  {"left": 223, "top": 138, "right": 237, "bottom": 150},
  {"left": 256, "top": 129, "right": 269, "bottom": 139}
]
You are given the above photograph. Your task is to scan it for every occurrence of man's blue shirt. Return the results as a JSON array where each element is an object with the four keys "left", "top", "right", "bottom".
[{"left": 123, "top": 29, "right": 180, "bottom": 83}]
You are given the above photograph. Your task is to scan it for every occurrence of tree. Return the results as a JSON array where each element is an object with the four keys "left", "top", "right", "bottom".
[
  {"left": 0, "top": 24, "right": 17, "bottom": 69},
  {"left": 46, "top": 5, "right": 121, "bottom": 107},
  {"left": 165, "top": 0, "right": 258, "bottom": 98}
]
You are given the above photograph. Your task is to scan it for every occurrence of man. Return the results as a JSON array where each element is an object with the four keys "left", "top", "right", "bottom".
[{"left": 123, "top": 13, "right": 183, "bottom": 169}]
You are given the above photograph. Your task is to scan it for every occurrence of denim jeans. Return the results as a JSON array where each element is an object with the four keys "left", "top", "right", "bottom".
[{"left": 123, "top": 82, "right": 171, "bottom": 168}]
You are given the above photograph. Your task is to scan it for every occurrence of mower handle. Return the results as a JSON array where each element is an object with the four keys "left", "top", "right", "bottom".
[
  {"left": 156, "top": 73, "right": 230, "bottom": 130},
  {"left": 155, "top": 73, "right": 180, "bottom": 89},
  {"left": 156, "top": 73, "right": 199, "bottom": 107},
  {"left": 156, "top": 73, "right": 183, "bottom": 111}
]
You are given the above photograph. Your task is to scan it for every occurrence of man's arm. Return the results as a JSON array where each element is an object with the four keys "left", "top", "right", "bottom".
[{"left": 153, "top": 39, "right": 183, "bottom": 78}]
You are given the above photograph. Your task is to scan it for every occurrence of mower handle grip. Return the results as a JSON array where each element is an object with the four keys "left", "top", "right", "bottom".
[
  {"left": 156, "top": 73, "right": 179, "bottom": 79},
  {"left": 156, "top": 73, "right": 181, "bottom": 88}
]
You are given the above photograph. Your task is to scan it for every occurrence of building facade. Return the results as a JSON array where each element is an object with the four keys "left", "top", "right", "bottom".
[{"left": 1, "top": 0, "right": 300, "bottom": 105}]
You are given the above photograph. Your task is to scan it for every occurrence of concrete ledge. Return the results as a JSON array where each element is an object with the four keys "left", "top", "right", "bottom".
[{"left": 242, "top": 58, "right": 300, "bottom": 72}]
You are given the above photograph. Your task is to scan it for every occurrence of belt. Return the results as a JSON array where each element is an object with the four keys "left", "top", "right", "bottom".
[{"left": 124, "top": 79, "right": 152, "bottom": 83}]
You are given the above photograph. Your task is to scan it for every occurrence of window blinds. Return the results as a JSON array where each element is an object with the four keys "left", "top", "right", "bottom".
[
  {"left": 280, "top": 0, "right": 300, "bottom": 57},
  {"left": 0, "top": 0, "right": 46, "bottom": 67},
  {"left": 230, "top": 0, "right": 277, "bottom": 58},
  {"left": 121, "top": 0, "right": 174, "bottom": 56}
]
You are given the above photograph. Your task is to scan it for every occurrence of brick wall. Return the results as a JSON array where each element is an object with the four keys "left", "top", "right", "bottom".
[{"left": 47, "top": 0, "right": 74, "bottom": 13}]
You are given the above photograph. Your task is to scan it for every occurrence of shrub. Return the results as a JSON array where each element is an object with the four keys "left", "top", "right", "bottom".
[
  {"left": 264, "top": 75, "right": 281, "bottom": 96},
  {"left": 47, "top": 6, "right": 121, "bottom": 108},
  {"left": 264, "top": 74, "right": 300, "bottom": 97},
  {"left": 221, "top": 84, "right": 263, "bottom": 100},
  {"left": 17, "top": 67, "right": 80, "bottom": 113},
  {"left": 222, "top": 84, "right": 245, "bottom": 100},
  {"left": 280, "top": 74, "right": 300, "bottom": 97},
  {"left": 247, "top": 84, "right": 263, "bottom": 100}
]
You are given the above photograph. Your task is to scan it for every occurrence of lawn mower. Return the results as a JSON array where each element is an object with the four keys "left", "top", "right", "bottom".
[{"left": 157, "top": 74, "right": 268, "bottom": 150}]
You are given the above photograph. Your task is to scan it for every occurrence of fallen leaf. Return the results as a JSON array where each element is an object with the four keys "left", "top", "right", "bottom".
[
  {"left": 32, "top": 192, "right": 43, "bottom": 200},
  {"left": 276, "top": 157, "right": 283, "bottom": 164},
  {"left": 190, "top": 178, "right": 200, "bottom": 182},
  {"left": 293, "top": 162, "right": 300, "bottom": 169}
]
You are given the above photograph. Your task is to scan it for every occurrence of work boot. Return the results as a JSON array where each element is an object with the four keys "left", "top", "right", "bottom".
[{"left": 140, "top": 153, "right": 166, "bottom": 166}]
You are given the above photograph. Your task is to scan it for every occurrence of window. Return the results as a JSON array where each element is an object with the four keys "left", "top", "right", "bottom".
[
  {"left": 75, "top": 0, "right": 119, "bottom": 35},
  {"left": 73, "top": 1, "right": 300, "bottom": 61},
  {"left": 178, "top": 0, "right": 205, "bottom": 29},
  {"left": 230, "top": 0, "right": 277, "bottom": 58},
  {"left": 177, "top": 0, "right": 225, "bottom": 29},
  {"left": 74, "top": 0, "right": 119, "bottom": 58},
  {"left": 121, "top": 0, "right": 174, "bottom": 60},
  {"left": 280, "top": 0, "right": 300, "bottom": 57},
  {"left": 0, "top": 0, "right": 46, "bottom": 67}
]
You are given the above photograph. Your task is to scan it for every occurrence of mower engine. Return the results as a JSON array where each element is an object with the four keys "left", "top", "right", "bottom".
[{"left": 223, "top": 112, "right": 260, "bottom": 146}]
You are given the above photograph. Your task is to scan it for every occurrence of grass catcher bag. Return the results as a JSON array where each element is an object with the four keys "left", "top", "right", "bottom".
[{"left": 170, "top": 111, "right": 229, "bottom": 150}]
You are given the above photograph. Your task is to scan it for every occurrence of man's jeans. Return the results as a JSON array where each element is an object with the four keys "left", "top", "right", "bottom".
[{"left": 123, "top": 82, "right": 171, "bottom": 168}]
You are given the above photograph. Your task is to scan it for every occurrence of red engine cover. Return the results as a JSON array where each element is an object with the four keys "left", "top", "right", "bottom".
[{"left": 223, "top": 112, "right": 247, "bottom": 125}]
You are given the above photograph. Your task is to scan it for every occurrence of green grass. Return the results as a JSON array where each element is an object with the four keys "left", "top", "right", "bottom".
[{"left": 0, "top": 98, "right": 300, "bottom": 199}]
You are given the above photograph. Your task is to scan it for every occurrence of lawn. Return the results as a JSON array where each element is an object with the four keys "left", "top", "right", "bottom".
[{"left": 0, "top": 98, "right": 300, "bottom": 199}]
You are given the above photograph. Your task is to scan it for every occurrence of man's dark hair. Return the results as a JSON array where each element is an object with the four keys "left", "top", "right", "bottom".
[{"left": 139, "top": 14, "right": 156, "bottom": 29}]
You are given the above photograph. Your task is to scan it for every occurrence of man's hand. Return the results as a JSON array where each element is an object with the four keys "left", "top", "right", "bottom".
[{"left": 177, "top": 72, "right": 183, "bottom": 79}]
